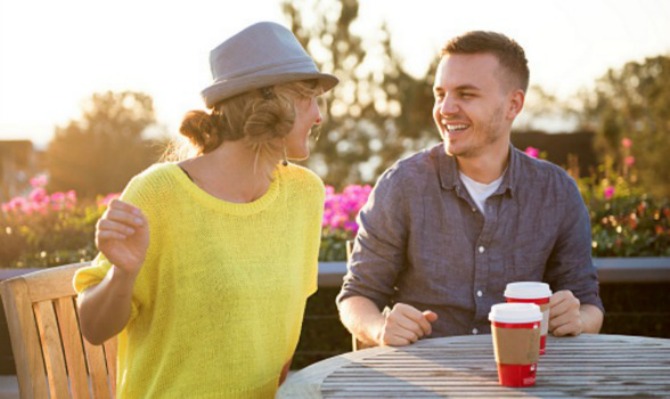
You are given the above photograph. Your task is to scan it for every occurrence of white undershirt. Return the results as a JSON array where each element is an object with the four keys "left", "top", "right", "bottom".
[{"left": 459, "top": 172, "right": 504, "bottom": 215}]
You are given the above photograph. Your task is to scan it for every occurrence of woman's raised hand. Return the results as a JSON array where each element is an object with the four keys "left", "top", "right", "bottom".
[{"left": 96, "top": 199, "right": 149, "bottom": 278}]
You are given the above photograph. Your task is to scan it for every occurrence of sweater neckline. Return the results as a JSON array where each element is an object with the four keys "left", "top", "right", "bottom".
[{"left": 167, "top": 163, "right": 282, "bottom": 216}]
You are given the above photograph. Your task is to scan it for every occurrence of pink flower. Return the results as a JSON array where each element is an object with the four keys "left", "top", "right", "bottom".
[
  {"left": 343, "top": 221, "right": 359, "bottom": 233},
  {"left": 604, "top": 186, "right": 615, "bottom": 200},
  {"left": 322, "top": 184, "right": 371, "bottom": 235},
  {"left": 524, "top": 146, "right": 540, "bottom": 159},
  {"left": 624, "top": 156, "right": 635, "bottom": 166},
  {"left": 621, "top": 138, "right": 632, "bottom": 148},
  {"left": 29, "top": 174, "right": 48, "bottom": 188},
  {"left": 28, "top": 188, "right": 48, "bottom": 204}
]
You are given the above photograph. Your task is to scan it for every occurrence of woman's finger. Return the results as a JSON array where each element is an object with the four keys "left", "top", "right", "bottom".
[
  {"left": 98, "top": 219, "right": 136, "bottom": 235},
  {"left": 104, "top": 208, "right": 145, "bottom": 227},
  {"left": 108, "top": 199, "right": 141, "bottom": 214},
  {"left": 97, "top": 230, "right": 128, "bottom": 241}
]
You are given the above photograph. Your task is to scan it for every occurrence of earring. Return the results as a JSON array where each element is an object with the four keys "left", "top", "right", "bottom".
[{"left": 282, "top": 139, "right": 288, "bottom": 167}]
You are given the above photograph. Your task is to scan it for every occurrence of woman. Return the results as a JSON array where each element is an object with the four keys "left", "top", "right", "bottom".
[{"left": 74, "top": 21, "right": 338, "bottom": 398}]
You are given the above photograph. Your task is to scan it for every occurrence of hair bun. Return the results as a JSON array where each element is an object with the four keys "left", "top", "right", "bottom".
[{"left": 179, "top": 110, "right": 222, "bottom": 153}]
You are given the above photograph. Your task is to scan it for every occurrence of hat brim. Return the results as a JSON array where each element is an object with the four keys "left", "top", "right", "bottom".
[{"left": 202, "top": 72, "right": 338, "bottom": 108}]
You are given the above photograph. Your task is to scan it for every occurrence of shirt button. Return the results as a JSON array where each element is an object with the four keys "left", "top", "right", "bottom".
[
  {"left": 478, "top": 246, "right": 485, "bottom": 253},
  {"left": 477, "top": 290, "right": 483, "bottom": 297},
  {"left": 472, "top": 328, "right": 479, "bottom": 335}
]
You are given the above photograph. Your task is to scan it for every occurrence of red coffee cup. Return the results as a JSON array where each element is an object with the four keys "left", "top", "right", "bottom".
[
  {"left": 488, "top": 303, "right": 542, "bottom": 387},
  {"left": 504, "top": 282, "right": 552, "bottom": 355}
]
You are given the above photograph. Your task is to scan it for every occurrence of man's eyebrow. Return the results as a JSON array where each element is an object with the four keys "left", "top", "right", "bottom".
[
  {"left": 454, "top": 84, "right": 481, "bottom": 91},
  {"left": 433, "top": 84, "right": 482, "bottom": 93}
]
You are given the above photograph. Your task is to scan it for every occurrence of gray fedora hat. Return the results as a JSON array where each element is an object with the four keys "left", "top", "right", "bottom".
[{"left": 201, "top": 21, "right": 339, "bottom": 108}]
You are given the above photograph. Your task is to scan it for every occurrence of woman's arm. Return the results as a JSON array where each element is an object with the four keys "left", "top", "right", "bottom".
[{"left": 78, "top": 199, "right": 149, "bottom": 345}]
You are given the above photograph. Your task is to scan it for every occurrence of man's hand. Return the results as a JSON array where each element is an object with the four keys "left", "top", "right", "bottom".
[
  {"left": 546, "top": 290, "right": 604, "bottom": 337},
  {"left": 377, "top": 303, "right": 438, "bottom": 346},
  {"left": 549, "top": 290, "right": 583, "bottom": 336}
]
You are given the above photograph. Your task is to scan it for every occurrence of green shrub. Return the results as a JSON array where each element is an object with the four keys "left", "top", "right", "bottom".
[
  {"left": 568, "top": 138, "right": 670, "bottom": 257},
  {"left": 0, "top": 176, "right": 112, "bottom": 268}
]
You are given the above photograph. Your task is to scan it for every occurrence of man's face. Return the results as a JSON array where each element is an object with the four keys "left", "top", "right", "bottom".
[{"left": 432, "top": 53, "right": 521, "bottom": 159}]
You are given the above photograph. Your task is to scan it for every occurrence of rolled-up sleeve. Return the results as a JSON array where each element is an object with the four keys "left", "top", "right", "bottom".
[
  {"left": 336, "top": 167, "right": 409, "bottom": 310},
  {"left": 544, "top": 177, "right": 605, "bottom": 313}
]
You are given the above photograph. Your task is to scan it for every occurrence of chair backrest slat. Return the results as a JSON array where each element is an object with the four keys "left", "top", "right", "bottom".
[
  {"left": 34, "top": 300, "right": 71, "bottom": 397},
  {"left": 1, "top": 277, "right": 49, "bottom": 398},
  {"left": 83, "top": 339, "right": 112, "bottom": 399},
  {"left": 54, "top": 296, "right": 91, "bottom": 399},
  {"left": 103, "top": 339, "right": 117, "bottom": 398},
  {"left": 0, "top": 262, "right": 117, "bottom": 399}
]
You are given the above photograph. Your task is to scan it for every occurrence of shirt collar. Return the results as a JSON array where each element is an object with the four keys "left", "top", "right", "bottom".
[{"left": 435, "top": 143, "right": 519, "bottom": 197}]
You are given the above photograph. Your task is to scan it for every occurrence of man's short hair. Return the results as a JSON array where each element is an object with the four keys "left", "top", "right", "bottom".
[{"left": 441, "top": 31, "right": 529, "bottom": 93}]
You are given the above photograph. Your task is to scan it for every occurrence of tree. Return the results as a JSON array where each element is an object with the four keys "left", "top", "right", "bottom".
[
  {"left": 513, "top": 84, "right": 581, "bottom": 133},
  {"left": 46, "top": 91, "right": 166, "bottom": 197},
  {"left": 580, "top": 55, "right": 670, "bottom": 198},
  {"left": 282, "top": 0, "right": 436, "bottom": 187}
]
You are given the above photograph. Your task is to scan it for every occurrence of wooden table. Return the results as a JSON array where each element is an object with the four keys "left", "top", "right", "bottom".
[{"left": 278, "top": 334, "right": 670, "bottom": 398}]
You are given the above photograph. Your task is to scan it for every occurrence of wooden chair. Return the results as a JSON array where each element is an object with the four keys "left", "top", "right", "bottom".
[{"left": 0, "top": 262, "right": 117, "bottom": 399}]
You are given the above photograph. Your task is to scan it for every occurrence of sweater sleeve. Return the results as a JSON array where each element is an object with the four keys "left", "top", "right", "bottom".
[{"left": 73, "top": 166, "right": 157, "bottom": 322}]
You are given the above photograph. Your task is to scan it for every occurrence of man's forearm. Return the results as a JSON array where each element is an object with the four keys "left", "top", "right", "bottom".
[
  {"left": 338, "top": 296, "right": 385, "bottom": 346},
  {"left": 580, "top": 304, "right": 604, "bottom": 334}
]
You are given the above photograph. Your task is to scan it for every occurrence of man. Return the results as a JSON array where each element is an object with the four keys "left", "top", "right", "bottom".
[{"left": 336, "top": 31, "right": 604, "bottom": 347}]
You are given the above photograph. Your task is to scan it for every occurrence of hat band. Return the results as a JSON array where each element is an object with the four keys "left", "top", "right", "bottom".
[{"left": 212, "top": 56, "right": 318, "bottom": 83}]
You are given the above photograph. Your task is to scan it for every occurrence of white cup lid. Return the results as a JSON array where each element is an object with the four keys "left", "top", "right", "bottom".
[
  {"left": 488, "top": 303, "right": 542, "bottom": 323},
  {"left": 504, "top": 281, "right": 552, "bottom": 299}
]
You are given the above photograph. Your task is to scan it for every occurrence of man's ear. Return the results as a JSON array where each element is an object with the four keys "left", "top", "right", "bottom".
[{"left": 506, "top": 89, "right": 525, "bottom": 120}]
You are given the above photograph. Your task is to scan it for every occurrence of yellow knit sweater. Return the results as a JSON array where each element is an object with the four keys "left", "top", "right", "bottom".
[{"left": 74, "top": 162, "right": 324, "bottom": 398}]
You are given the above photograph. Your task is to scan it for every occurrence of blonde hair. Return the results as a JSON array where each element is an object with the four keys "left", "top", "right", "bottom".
[{"left": 163, "top": 80, "right": 321, "bottom": 164}]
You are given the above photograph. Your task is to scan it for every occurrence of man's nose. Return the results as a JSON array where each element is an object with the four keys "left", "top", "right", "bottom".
[{"left": 440, "top": 95, "right": 459, "bottom": 116}]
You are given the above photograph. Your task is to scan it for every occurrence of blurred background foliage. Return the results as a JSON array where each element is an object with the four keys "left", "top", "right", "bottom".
[
  {"left": 1, "top": 0, "right": 669, "bottom": 268},
  {"left": 282, "top": 0, "right": 437, "bottom": 187},
  {"left": 46, "top": 91, "right": 167, "bottom": 198},
  {"left": 1, "top": 145, "right": 668, "bottom": 269},
  {"left": 579, "top": 55, "right": 670, "bottom": 199}
]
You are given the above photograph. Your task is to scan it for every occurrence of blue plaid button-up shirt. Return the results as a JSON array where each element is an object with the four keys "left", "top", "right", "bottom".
[{"left": 337, "top": 143, "right": 604, "bottom": 337}]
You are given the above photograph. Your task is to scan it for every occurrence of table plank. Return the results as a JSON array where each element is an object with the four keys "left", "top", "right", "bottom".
[{"left": 278, "top": 334, "right": 670, "bottom": 398}]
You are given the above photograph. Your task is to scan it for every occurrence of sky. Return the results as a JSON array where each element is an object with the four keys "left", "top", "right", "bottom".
[{"left": 1, "top": 0, "right": 669, "bottom": 149}]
